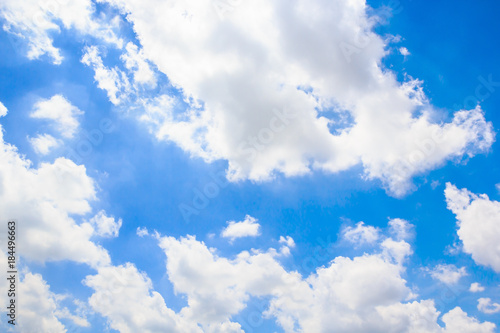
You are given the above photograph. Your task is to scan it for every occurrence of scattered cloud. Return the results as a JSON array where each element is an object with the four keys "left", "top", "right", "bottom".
[
  {"left": 470, "top": 282, "right": 485, "bottom": 293},
  {"left": 30, "top": 95, "right": 83, "bottom": 138},
  {"left": 136, "top": 227, "right": 149, "bottom": 237},
  {"left": 445, "top": 183, "right": 500, "bottom": 272},
  {"left": 88, "top": 210, "right": 122, "bottom": 238},
  {"left": 221, "top": 215, "right": 261, "bottom": 241},
  {"left": 28, "top": 133, "right": 61, "bottom": 155},
  {"left": 399, "top": 47, "right": 410, "bottom": 56},
  {"left": 428, "top": 264, "right": 467, "bottom": 285},
  {"left": 342, "top": 221, "right": 380, "bottom": 245},
  {"left": 388, "top": 218, "right": 414, "bottom": 241},
  {"left": 478, "top": 298, "right": 500, "bottom": 314}
]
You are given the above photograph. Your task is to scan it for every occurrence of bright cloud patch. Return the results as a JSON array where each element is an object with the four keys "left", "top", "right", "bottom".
[
  {"left": 0, "top": 124, "right": 110, "bottom": 268},
  {"left": 88, "top": 210, "right": 122, "bottom": 238},
  {"left": 28, "top": 133, "right": 61, "bottom": 155},
  {"left": 445, "top": 183, "right": 500, "bottom": 272},
  {"left": 428, "top": 264, "right": 467, "bottom": 285},
  {"left": 93, "top": 0, "right": 494, "bottom": 197},
  {"left": 342, "top": 221, "right": 380, "bottom": 245},
  {"left": 30, "top": 95, "right": 83, "bottom": 138},
  {"left": 470, "top": 282, "right": 486, "bottom": 293},
  {"left": 221, "top": 215, "right": 261, "bottom": 241},
  {"left": 81, "top": 219, "right": 497, "bottom": 333},
  {"left": 478, "top": 298, "right": 500, "bottom": 314}
]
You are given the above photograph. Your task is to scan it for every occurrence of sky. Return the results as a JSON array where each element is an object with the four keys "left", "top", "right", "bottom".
[{"left": 0, "top": 0, "right": 500, "bottom": 332}]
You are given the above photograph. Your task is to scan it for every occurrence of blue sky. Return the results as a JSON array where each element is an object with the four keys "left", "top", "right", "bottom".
[{"left": 1, "top": 0, "right": 500, "bottom": 332}]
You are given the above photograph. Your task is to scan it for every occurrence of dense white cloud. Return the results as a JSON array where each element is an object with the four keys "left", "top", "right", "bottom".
[
  {"left": 478, "top": 298, "right": 500, "bottom": 314},
  {"left": 441, "top": 307, "right": 496, "bottom": 332},
  {"left": 0, "top": 0, "right": 122, "bottom": 64},
  {"left": 30, "top": 95, "right": 83, "bottom": 138},
  {"left": 88, "top": 210, "right": 122, "bottom": 238},
  {"left": 0, "top": 124, "right": 110, "bottom": 268},
  {"left": 95, "top": 0, "right": 494, "bottom": 197},
  {"left": 151, "top": 219, "right": 493, "bottom": 332},
  {"left": 470, "top": 282, "right": 486, "bottom": 293},
  {"left": 221, "top": 215, "right": 261, "bottom": 241},
  {"left": 342, "top": 221, "right": 380, "bottom": 245},
  {"left": 28, "top": 133, "right": 61, "bottom": 155},
  {"left": 84, "top": 263, "right": 202, "bottom": 333},
  {"left": 0, "top": 101, "right": 7, "bottom": 117},
  {"left": 445, "top": 183, "right": 500, "bottom": 272},
  {"left": 428, "top": 264, "right": 467, "bottom": 285}
]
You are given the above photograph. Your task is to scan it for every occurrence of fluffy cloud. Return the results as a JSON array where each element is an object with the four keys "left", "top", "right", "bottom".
[
  {"left": 121, "top": 42, "right": 157, "bottom": 87},
  {"left": 441, "top": 307, "right": 496, "bottom": 332},
  {"left": 221, "top": 215, "right": 261, "bottom": 241},
  {"left": 0, "top": 0, "right": 121, "bottom": 64},
  {"left": 470, "top": 282, "right": 485, "bottom": 293},
  {"left": 152, "top": 219, "right": 493, "bottom": 332},
  {"left": 428, "top": 264, "right": 468, "bottom": 285},
  {"left": 28, "top": 133, "right": 61, "bottom": 155},
  {"left": 84, "top": 263, "right": 202, "bottom": 333},
  {"left": 95, "top": 0, "right": 493, "bottom": 197},
  {"left": 0, "top": 124, "right": 110, "bottom": 268},
  {"left": 88, "top": 210, "right": 122, "bottom": 238},
  {"left": 388, "top": 218, "right": 414, "bottom": 241},
  {"left": 478, "top": 298, "right": 500, "bottom": 314},
  {"left": 342, "top": 221, "right": 380, "bottom": 245},
  {"left": 30, "top": 95, "right": 83, "bottom": 138},
  {"left": 445, "top": 183, "right": 500, "bottom": 272}
]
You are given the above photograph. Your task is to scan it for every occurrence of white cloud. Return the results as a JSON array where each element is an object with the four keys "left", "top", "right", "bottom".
[
  {"left": 428, "top": 264, "right": 467, "bottom": 285},
  {"left": 470, "top": 282, "right": 485, "bottom": 293},
  {"left": 84, "top": 263, "right": 202, "bottom": 333},
  {"left": 0, "top": 0, "right": 122, "bottom": 64},
  {"left": 88, "top": 210, "right": 122, "bottom": 238},
  {"left": 154, "top": 223, "right": 494, "bottom": 333},
  {"left": 16, "top": 271, "right": 88, "bottom": 333},
  {"left": 121, "top": 42, "right": 157, "bottom": 87},
  {"left": 137, "top": 226, "right": 149, "bottom": 237},
  {"left": 221, "top": 215, "right": 261, "bottom": 241},
  {"left": 81, "top": 46, "right": 131, "bottom": 105},
  {"left": 388, "top": 218, "right": 414, "bottom": 241},
  {"left": 28, "top": 133, "right": 61, "bottom": 155},
  {"left": 342, "top": 221, "right": 380, "bottom": 245},
  {"left": 0, "top": 124, "right": 110, "bottom": 268},
  {"left": 399, "top": 47, "right": 410, "bottom": 56},
  {"left": 478, "top": 298, "right": 500, "bottom": 314},
  {"left": 30, "top": 95, "right": 83, "bottom": 138},
  {"left": 0, "top": 101, "right": 7, "bottom": 117},
  {"left": 97, "top": 0, "right": 493, "bottom": 197},
  {"left": 441, "top": 307, "right": 496, "bottom": 332},
  {"left": 445, "top": 183, "right": 500, "bottom": 272}
]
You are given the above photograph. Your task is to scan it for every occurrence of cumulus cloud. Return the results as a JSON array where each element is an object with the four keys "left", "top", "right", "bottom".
[
  {"left": 221, "top": 215, "right": 261, "bottom": 241},
  {"left": 121, "top": 42, "right": 157, "bottom": 87},
  {"left": 445, "top": 183, "right": 500, "bottom": 272},
  {"left": 84, "top": 263, "right": 203, "bottom": 333},
  {"left": 93, "top": 0, "right": 494, "bottom": 197},
  {"left": 428, "top": 264, "right": 467, "bottom": 285},
  {"left": 478, "top": 298, "right": 500, "bottom": 314},
  {"left": 0, "top": 124, "right": 110, "bottom": 268},
  {"left": 88, "top": 210, "right": 122, "bottom": 238},
  {"left": 342, "top": 221, "right": 380, "bottom": 245},
  {"left": 30, "top": 95, "right": 83, "bottom": 138},
  {"left": 0, "top": 0, "right": 121, "bottom": 64},
  {"left": 470, "top": 282, "right": 485, "bottom": 293},
  {"left": 28, "top": 133, "right": 61, "bottom": 155}
]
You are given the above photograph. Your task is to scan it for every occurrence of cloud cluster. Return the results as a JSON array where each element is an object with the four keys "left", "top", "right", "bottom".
[
  {"left": 445, "top": 183, "right": 500, "bottom": 272},
  {"left": 91, "top": 0, "right": 494, "bottom": 196},
  {"left": 83, "top": 219, "right": 496, "bottom": 333},
  {"left": 221, "top": 215, "right": 261, "bottom": 241}
]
